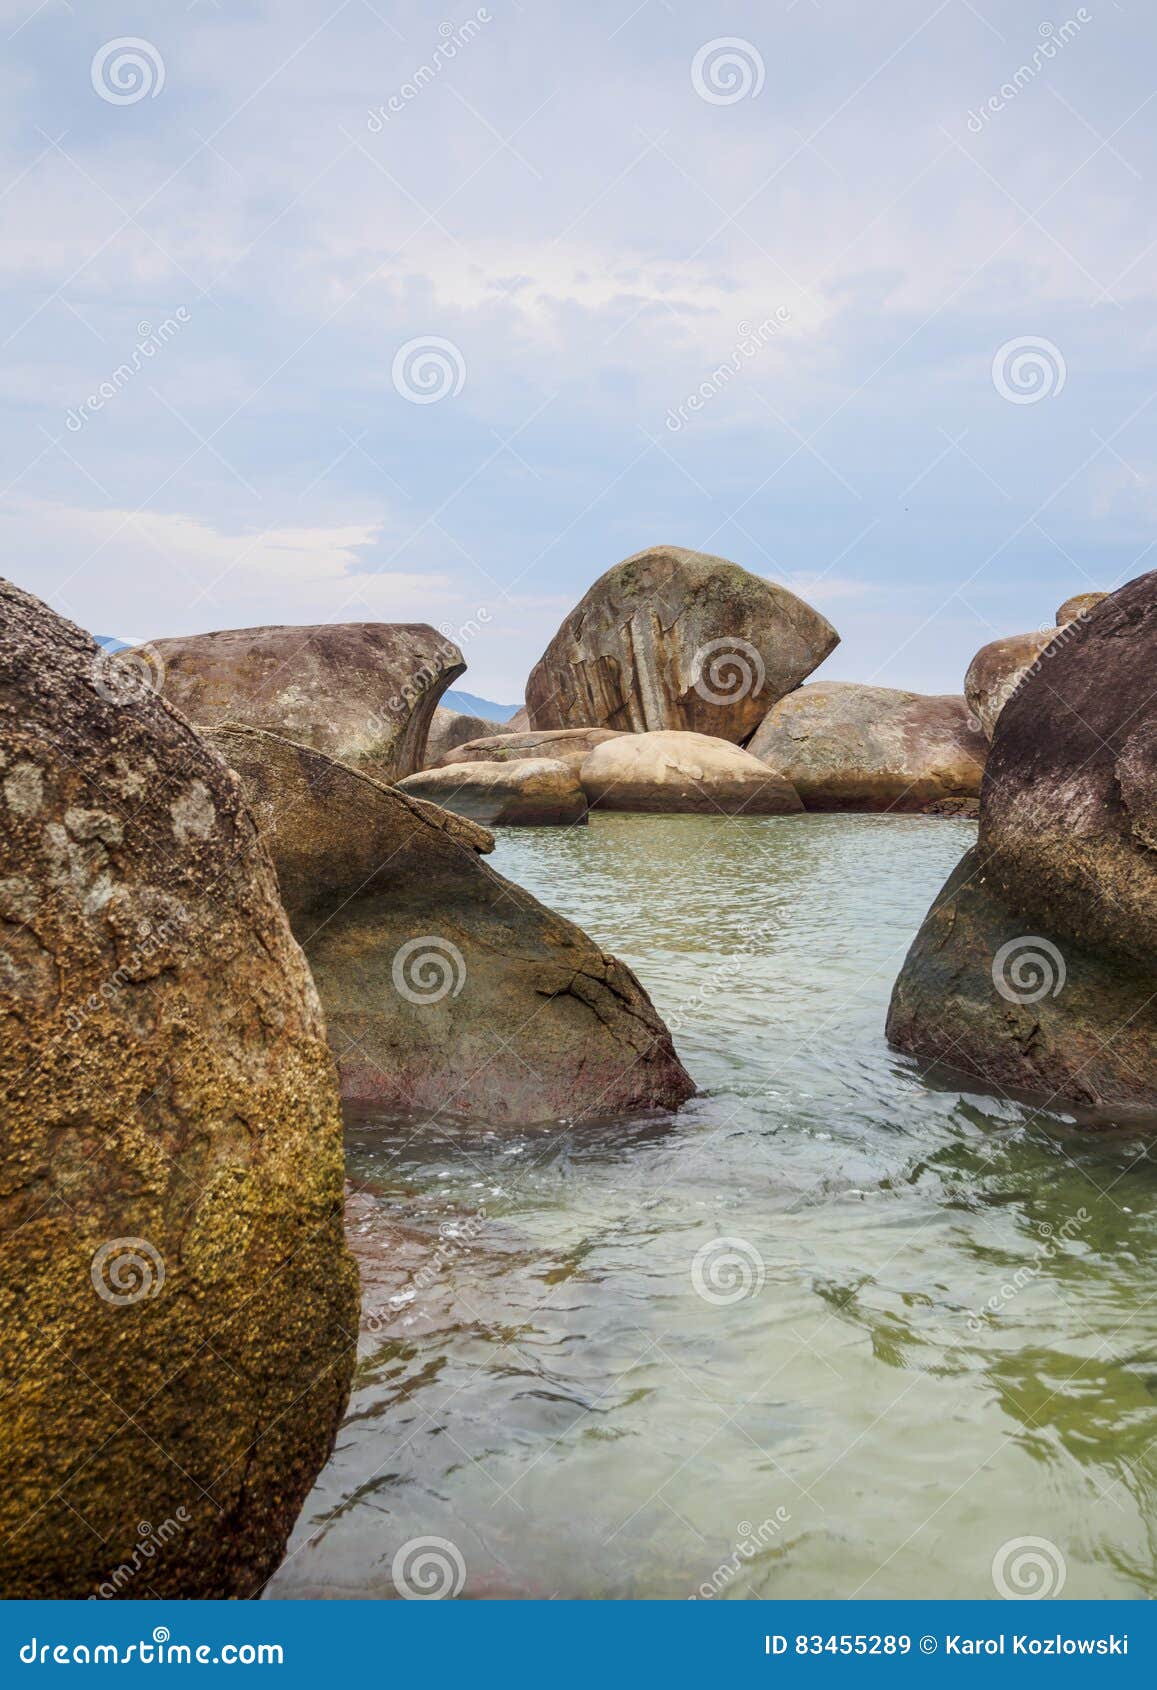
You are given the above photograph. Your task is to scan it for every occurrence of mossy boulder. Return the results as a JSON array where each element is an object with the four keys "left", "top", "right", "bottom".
[{"left": 0, "top": 582, "right": 357, "bottom": 1598}]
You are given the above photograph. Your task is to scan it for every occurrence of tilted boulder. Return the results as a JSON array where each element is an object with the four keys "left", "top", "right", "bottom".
[
  {"left": 747, "top": 682, "right": 986, "bottom": 811},
  {"left": 0, "top": 583, "right": 357, "bottom": 1599},
  {"left": 206, "top": 727, "right": 695, "bottom": 1124},
  {"left": 398, "top": 758, "right": 588, "bottom": 827},
  {"left": 436, "top": 726, "right": 626, "bottom": 774},
  {"left": 524, "top": 545, "right": 838, "bottom": 742},
  {"left": 887, "top": 572, "right": 1157, "bottom": 1112},
  {"left": 580, "top": 730, "right": 802, "bottom": 815},
  {"left": 963, "top": 629, "right": 1054, "bottom": 740},
  {"left": 424, "top": 705, "right": 503, "bottom": 768},
  {"left": 138, "top": 622, "right": 464, "bottom": 783}
]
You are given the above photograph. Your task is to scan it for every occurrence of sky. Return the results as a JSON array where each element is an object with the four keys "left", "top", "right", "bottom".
[{"left": 2, "top": 0, "right": 1155, "bottom": 704}]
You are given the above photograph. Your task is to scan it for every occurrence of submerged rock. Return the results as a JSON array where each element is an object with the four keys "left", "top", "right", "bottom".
[
  {"left": 747, "top": 682, "right": 986, "bottom": 812},
  {"left": 963, "top": 629, "right": 1054, "bottom": 740},
  {"left": 581, "top": 730, "right": 803, "bottom": 815},
  {"left": 0, "top": 582, "right": 357, "bottom": 1599},
  {"left": 424, "top": 705, "right": 503, "bottom": 768},
  {"left": 208, "top": 727, "right": 695, "bottom": 1123},
  {"left": 888, "top": 572, "right": 1157, "bottom": 1113},
  {"left": 524, "top": 545, "right": 839, "bottom": 743},
  {"left": 436, "top": 726, "right": 626, "bottom": 773},
  {"left": 140, "top": 621, "right": 464, "bottom": 782},
  {"left": 399, "top": 758, "right": 588, "bottom": 826}
]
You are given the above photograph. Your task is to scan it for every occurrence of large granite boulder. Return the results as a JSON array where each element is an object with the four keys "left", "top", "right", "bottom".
[
  {"left": 139, "top": 622, "right": 464, "bottom": 783},
  {"left": 980, "top": 574, "right": 1157, "bottom": 968},
  {"left": 524, "top": 546, "right": 839, "bottom": 743},
  {"left": 399, "top": 759, "right": 588, "bottom": 826},
  {"left": 207, "top": 727, "right": 695, "bottom": 1123},
  {"left": 747, "top": 682, "right": 986, "bottom": 811},
  {"left": 886, "top": 850, "right": 1157, "bottom": 1109},
  {"left": 436, "top": 727, "right": 625, "bottom": 774},
  {"left": 0, "top": 583, "right": 357, "bottom": 1599},
  {"left": 963, "top": 629, "right": 1054, "bottom": 739},
  {"left": 887, "top": 572, "right": 1157, "bottom": 1112},
  {"left": 424, "top": 706, "right": 503, "bottom": 768},
  {"left": 580, "top": 730, "right": 802, "bottom": 815},
  {"left": 507, "top": 705, "right": 531, "bottom": 731}
]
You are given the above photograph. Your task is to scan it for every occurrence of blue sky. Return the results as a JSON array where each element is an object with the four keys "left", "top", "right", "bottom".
[{"left": 2, "top": 0, "right": 1154, "bottom": 702}]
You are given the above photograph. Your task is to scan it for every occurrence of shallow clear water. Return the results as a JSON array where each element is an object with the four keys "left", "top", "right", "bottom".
[{"left": 269, "top": 814, "right": 1157, "bottom": 1601}]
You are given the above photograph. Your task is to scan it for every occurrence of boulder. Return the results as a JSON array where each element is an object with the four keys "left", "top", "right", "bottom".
[
  {"left": 885, "top": 850, "right": 1157, "bottom": 1111},
  {"left": 0, "top": 583, "right": 357, "bottom": 1599},
  {"left": 138, "top": 622, "right": 464, "bottom": 783},
  {"left": 963, "top": 629, "right": 1054, "bottom": 739},
  {"left": 580, "top": 730, "right": 803, "bottom": 815},
  {"left": 525, "top": 545, "right": 839, "bottom": 742},
  {"left": 507, "top": 705, "right": 531, "bottom": 731},
  {"left": 746, "top": 682, "right": 986, "bottom": 812},
  {"left": 436, "top": 726, "right": 626, "bottom": 774},
  {"left": 887, "top": 572, "right": 1157, "bottom": 1113},
  {"left": 206, "top": 727, "right": 695, "bottom": 1124},
  {"left": 980, "top": 573, "right": 1157, "bottom": 968},
  {"left": 423, "top": 705, "right": 503, "bottom": 768},
  {"left": 399, "top": 759, "right": 588, "bottom": 827},
  {"left": 1056, "top": 591, "right": 1106, "bottom": 624}
]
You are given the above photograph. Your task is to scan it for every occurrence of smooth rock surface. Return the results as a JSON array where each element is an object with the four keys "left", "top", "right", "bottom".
[
  {"left": 436, "top": 726, "right": 626, "bottom": 774},
  {"left": 747, "top": 682, "right": 986, "bottom": 811},
  {"left": 963, "top": 629, "right": 1054, "bottom": 739},
  {"left": 525, "top": 545, "right": 839, "bottom": 742},
  {"left": 140, "top": 621, "right": 464, "bottom": 782},
  {"left": 399, "top": 758, "right": 588, "bottom": 827},
  {"left": 581, "top": 730, "right": 803, "bottom": 815},
  {"left": 423, "top": 706, "right": 503, "bottom": 769},
  {"left": 207, "top": 727, "right": 695, "bottom": 1124},
  {"left": 0, "top": 585, "right": 357, "bottom": 1599}
]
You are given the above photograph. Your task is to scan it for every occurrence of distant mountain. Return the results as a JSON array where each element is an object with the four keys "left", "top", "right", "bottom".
[
  {"left": 95, "top": 634, "right": 131, "bottom": 651},
  {"left": 442, "top": 689, "right": 520, "bottom": 722}
]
